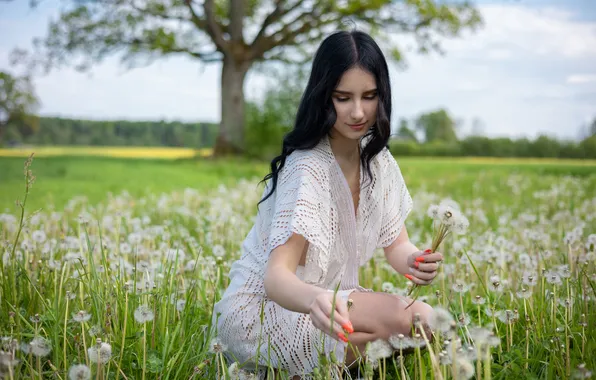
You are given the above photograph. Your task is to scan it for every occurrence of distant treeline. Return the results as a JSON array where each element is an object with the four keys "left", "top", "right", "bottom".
[
  {"left": 4, "top": 117, "right": 219, "bottom": 148},
  {"left": 389, "top": 135, "right": 596, "bottom": 159},
  {"left": 4, "top": 116, "right": 596, "bottom": 160}
]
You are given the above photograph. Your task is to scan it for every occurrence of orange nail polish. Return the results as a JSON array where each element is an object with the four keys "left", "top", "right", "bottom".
[
  {"left": 344, "top": 322, "right": 354, "bottom": 334},
  {"left": 414, "top": 261, "right": 419, "bottom": 269},
  {"left": 338, "top": 333, "right": 348, "bottom": 342},
  {"left": 424, "top": 249, "right": 432, "bottom": 253},
  {"left": 415, "top": 257, "right": 425, "bottom": 263},
  {"left": 405, "top": 274, "right": 414, "bottom": 281}
]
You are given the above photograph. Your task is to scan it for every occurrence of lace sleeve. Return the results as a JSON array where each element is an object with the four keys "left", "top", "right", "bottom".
[
  {"left": 377, "top": 149, "right": 413, "bottom": 248},
  {"left": 267, "top": 154, "right": 331, "bottom": 284}
]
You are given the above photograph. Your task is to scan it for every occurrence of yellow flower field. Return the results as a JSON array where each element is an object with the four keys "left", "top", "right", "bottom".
[{"left": 0, "top": 146, "right": 213, "bottom": 159}]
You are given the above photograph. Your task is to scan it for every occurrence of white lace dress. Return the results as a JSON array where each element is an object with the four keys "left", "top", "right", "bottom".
[{"left": 212, "top": 134, "right": 412, "bottom": 378}]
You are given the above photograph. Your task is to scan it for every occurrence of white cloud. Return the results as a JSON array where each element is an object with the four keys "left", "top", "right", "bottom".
[
  {"left": 566, "top": 74, "right": 596, "bottom": 84},
  {"left": 389, "top": 3, "right": 596, "bottom": 139}
]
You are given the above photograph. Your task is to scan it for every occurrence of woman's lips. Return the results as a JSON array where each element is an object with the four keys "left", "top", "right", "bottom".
[{"left": 349, "top": 122, "right": 366, "bottom": 130}]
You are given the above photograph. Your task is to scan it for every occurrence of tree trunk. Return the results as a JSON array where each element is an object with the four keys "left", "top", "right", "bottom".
[{"left": 213, "top": 56, "right": 251, "bottom": 157}]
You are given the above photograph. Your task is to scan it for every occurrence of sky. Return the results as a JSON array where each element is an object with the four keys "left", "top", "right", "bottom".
[{"left": 0, "top": 0, "right": 595, "bottom": 141}]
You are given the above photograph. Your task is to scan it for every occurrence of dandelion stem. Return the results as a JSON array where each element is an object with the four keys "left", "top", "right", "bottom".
[
  {"left": 484, "top": 346, "right": 492, "bottom": 380},
  {"left": 525, "top": 327, "right": 529, "bottom": 370},
  {"left": 82, "top": 322, "right": 89, "bottom": 367},
  {"left": 552, "top": 285, "right": 557, "bottom": 333},
  {"left": 64, "top": 296, "right": 69, "bottom": 375},
  {"left": 36, "top": 355, "right": 42, "bottom": 380},
  {"left": 117, "top": 290, "right": 129, "bottom": 380},
  {"left": 417, "top": 322, "right": 443, "bottom": 380},
  {"left": 142, "top": 322, "right": 147, "bottom": 380}
]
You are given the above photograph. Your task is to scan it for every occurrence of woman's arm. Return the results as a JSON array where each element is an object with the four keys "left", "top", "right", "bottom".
[
  {"left": 264, "top": 233, "right": 353, "bottom": 341},
  {"left": 384, "top": 224, "right": 443, "bottom": 285}
]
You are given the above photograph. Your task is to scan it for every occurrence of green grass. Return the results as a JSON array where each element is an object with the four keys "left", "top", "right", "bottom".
[
  {"left": 0, "top": 154, "right": 595, "bottom": 379},
  {"left": 0, "top": 156, "right": 267, "bottom": 212},
  {"left": 1, "top": 155, "right": 594, "bottom": 211}
]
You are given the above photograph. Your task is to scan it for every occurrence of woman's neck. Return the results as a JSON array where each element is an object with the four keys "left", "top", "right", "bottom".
[{"left": 328, "top": 131, "right": 361, "bottom": 165}]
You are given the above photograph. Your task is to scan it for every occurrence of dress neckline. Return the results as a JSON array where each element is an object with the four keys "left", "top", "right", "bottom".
[{"left": 320, "top": 134, "right": 364, "bottom": 223}]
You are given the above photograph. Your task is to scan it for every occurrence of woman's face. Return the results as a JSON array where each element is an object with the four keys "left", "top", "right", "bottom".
[{"left": 331, "top": 66, "right": 378, "bottom": 141}]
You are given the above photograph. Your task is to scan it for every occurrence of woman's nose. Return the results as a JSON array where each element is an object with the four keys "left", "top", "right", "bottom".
[{"left": 350, "top": 102, "right": 364, "bottom": 120}]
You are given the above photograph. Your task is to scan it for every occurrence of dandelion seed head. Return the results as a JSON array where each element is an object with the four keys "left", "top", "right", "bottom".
[
  {"left": 497, "top": 309, "right": 519, "bottom": 324},
  {"left": 516, "top": 288, "right": 532, "bottom": 299},
  {"left": 546, "top": 270, "right": 563, "bottom": 286},
  {"left": 134, "top": 305, "right": 154, "bottom": 323},
  {"left": 366, "top": 339, "right": 392, "bottom": 362},
  {"left": 29, "top": 337, "right": 51, "bottom": 357},
  {"left": 73, "top": 310, "right": 91, "bottom": 323},
  {"left": 68, "top": 364, "right": 91, "bottom": 380},
  {"left": 388, "top": 333, "right": 411, "bottom": 350},
  {"left": 87, "top": 342, "right": 112, "bottom": 364},
  {"left": 456, "top": 357, "right": 475, "bottom": 379},
  {"left": 428, "top": 307, "right": 454, "bottom": 333},
  {"left": 452, "top": 281, "right": 471, "bottom": 294},
  {"left": 209, "top": 337, "right": 227, "bottom": 354}
]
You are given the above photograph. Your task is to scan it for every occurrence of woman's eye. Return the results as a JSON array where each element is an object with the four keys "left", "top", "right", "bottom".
[
  {"left": 364, "top": 94, "right": 378, "bottom": 100},
  {"left": 335, "top": 97, "right": 349, "bottom": 102}
]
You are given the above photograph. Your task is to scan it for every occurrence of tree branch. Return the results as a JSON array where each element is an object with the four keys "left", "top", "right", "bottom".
[
  {"left": 251, "top": 0, "right": 302, "bottom": 47},
  {"left": 203, "top": 0, "right": 228, "bottom": 53},
  {"left": 181, "top": 0, "right": 209, "bottom": 33}
]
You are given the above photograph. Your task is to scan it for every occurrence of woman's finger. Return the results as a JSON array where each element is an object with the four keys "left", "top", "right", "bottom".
[
  {"left": 417, "top": 262, "right": 439, "bottom": 273},
  {"left": 409, "top": 268, "right": 436, "bottom": 281},
  {"left": 313, "top": 310, "right": 346, "bottom": 341},
  {"left": 406, "top": 274, "right": 432, "bottom": 285},
  {"left": 418, "top": 253, "right": 443, "bottom": 263}
]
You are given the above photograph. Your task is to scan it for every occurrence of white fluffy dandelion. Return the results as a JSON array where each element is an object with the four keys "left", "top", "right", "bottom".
[
  {"left": 451, "top": 281, "right": 471, "bottom": 294},
  {"left": 68, "top": 364, "right": 91, "bottom": 380},
  {"left": 455, "top": 357, "right": 475, "bottom": 379},
  {"left": 388, "top": 333, "right": 412, "bottom": 350},
  {"left": 545, "top": 270, "right": 563, "bottom": 286},
  {"left": 208, "top": 337, "right": 227, "bottom": 354},
  {"left": 32, "top": 230, "right": 47, "bottom": 243},
  {"left": 365, "top": 339, "right": 392, "bottom": 362},
  {"left": 497, "top": 309, "right": 519, "bottom": 324},
  {"left": 428, "top": 307, "right": 454, "bottom": 334},
  {"left": 522, "top": 271, "right": 538, "bottom": 287},
  {"left": 73, "top": 310, "right": 91, "bottom": 323},
  {"left": 29, "top": 337, "right": 52, "bottom": 357},
  {"left": 88, "top": 342, "right": 112, "bottom": 364},
  {"left": 134, "top": 305, "right": 154, "bottom": 323}
]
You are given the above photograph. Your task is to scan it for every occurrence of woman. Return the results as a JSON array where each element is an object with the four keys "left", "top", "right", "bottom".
[{"left": 212, "top": 30, "right": 442, "bottom": 378}]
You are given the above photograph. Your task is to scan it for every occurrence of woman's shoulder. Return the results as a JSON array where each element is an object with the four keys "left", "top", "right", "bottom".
[
  {"left": 375, "top": 146, "right": 401, "bottom": 172},
  {"left": 282, "top": 146, "right": 334, "bottom": 181}
]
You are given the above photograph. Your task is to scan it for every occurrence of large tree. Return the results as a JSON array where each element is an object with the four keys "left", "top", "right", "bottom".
[
  {"left": 415, "top": 108, "right": 458, "bottom": 143},
  {"left": 0, "top": 71, "right": 39, "bottom": 145},
  {"left": 14, "top": 0, "right": 481, "bottom": 155}
]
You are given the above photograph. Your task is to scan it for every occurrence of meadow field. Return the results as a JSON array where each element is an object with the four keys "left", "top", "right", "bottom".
[{"left": 0, "top": 148, "right": 595, "bottom": 379}]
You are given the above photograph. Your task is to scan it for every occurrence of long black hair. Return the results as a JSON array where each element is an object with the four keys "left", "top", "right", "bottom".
[{"left": 257, "top": 30, "right": 392, "bottom": 206}]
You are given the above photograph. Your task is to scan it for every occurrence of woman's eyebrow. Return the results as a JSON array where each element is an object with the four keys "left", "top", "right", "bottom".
[{"left": 333, "top": 88, "right": 378, "bottom": 95}]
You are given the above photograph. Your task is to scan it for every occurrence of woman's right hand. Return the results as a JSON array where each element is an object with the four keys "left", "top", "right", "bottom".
[{"left": 308, "top": 291, "right": 353, "bottom": 342}]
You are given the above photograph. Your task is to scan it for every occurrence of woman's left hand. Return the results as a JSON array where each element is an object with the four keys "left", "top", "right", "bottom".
[{"left": 405, "top": 249, "right": 444, "bottom": 285}]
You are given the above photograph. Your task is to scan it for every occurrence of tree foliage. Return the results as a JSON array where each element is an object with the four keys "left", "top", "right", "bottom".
[
  {"left": 0, "top": 71, "right": 39, "bottom": 144},
  {"left": 3, "top": 117, "right": 218, "bottom": 147},
  {"left": 396, "top": 118, "right": 418, "bottom": 142},
  {"left": 13, "top": 0, "right": 483, "bottom": 155},
  {"left": 415, "top": 108, "right": 458, "bottom": 143}
]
